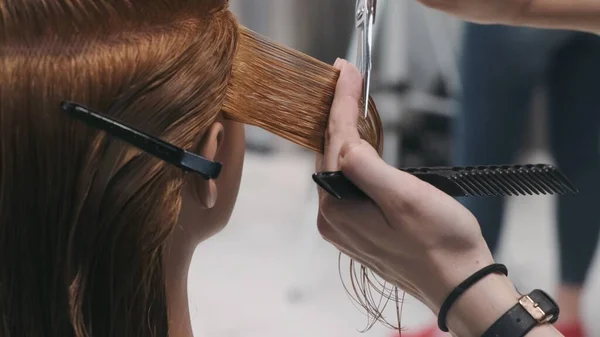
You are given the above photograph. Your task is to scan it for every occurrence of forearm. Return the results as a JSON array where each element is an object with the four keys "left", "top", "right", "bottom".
[
  {"left": 517, "top": 0, "right": 600, "bottom": 34},
  {"left": 445, "top": 274, "right": 563, "bottom": 337}
]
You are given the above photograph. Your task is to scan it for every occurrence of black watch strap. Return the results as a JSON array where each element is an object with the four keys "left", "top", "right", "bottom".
[{"left": 482, "top": 289, "right": 559, "bottom": 337}]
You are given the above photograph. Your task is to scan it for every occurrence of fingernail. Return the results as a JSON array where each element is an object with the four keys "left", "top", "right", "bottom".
[{"left": 334, "top": 58, "right": 343, "bottom": 69}]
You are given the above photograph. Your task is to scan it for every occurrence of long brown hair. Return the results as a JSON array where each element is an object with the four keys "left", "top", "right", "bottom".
[
  {"left": 224, "top": 27, "right": 383, "bottom": 153},
  {"left": 0, "top": 1, "right": 383, "bottom": 337}
]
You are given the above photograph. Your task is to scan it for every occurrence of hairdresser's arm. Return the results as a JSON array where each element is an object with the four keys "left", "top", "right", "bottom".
[
  {"left": 444, "top": 273, "right": 562, "bottom": 337},
  {"left": 417, "top": 0, "right": 600, "bottom": 34},
  {"left": 316, "top": 60, "right": 564, "bottom": 337},
  {"left": 520, "top": 0, "right": 600, "bottom": 33}
]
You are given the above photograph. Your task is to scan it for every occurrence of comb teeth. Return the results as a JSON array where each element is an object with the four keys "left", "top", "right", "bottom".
[{"left": 402, "top": 164, "right": 578, "bottom": 197}]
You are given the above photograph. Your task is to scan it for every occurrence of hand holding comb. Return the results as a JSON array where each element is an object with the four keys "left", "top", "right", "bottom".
[
  {"left": 315, "top": 3, "right": 579, "bottom": 200},
  {"left": 313, "top": 164, "right": 579, "bottom": 200}
]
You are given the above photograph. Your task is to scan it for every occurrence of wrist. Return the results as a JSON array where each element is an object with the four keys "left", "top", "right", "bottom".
[
  {"left": 421, "top": 244, "right": 496, "bottom": 313},
  {"left": 418, "top": 246, "right": 563, "bottom": 337},
  {"left": 447, "top": 281, "right": 565, "bottom": 337},
  {"left": 445, "top": 273, "right": 520, "bottom": 337},
  {"left": 418, "top": 244, "right": 520, "bottom": 336}
]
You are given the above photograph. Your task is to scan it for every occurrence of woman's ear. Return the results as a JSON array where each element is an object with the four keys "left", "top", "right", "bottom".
[{"left": 192, "top": 121, "right": 224, "bottom": 209}]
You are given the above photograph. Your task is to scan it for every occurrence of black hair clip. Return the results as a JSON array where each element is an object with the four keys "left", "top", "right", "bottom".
[
  {"left": 60, "top": 101, "right": 222, "bottom": 180},
  {"left": 314, "top": 164, "right": 578, "bottom": 200}
]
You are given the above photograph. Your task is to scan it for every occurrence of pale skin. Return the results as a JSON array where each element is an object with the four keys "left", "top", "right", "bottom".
[
  {"left": 316, "top": 60, "right": 564, "bottom": 337},
  {"left": 158, "top": 1, "right": 600, "bottom": 334},
  {"left": 158, "top": 2, "right": 600, "bottom": 335},
  {"left": 160, "top": 60, "right": 564, "bottom": 337},
  {"left": 417, "top": 0, "right": 600, "bottom": 33},
  {"left": 163, "top": 116, "right": 246, "bottom": 337},
  {"left": 417, "top": 0, "right": 600, "bottom": 328}
]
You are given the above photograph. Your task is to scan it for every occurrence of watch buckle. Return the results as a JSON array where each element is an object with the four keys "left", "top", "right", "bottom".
[{"left": 519, "top": 295, "right": 554, "bottom": 323}]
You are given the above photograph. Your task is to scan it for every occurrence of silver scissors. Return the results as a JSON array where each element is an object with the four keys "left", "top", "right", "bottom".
[{"left": 355, "top": 0, "right": 377, "bottom": 119}]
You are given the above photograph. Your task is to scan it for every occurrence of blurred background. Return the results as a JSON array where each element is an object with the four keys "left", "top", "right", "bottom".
[{"left": 188, "top": 1, "right": 600, "bottom": 337}]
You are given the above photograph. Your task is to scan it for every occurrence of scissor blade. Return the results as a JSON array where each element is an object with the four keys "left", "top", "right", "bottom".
[
  {"left": 362, "top": 11, "right": 374, "bottom": 118},
  {"left": 355, "top": 0, "right": 375, "bottom": 119}
]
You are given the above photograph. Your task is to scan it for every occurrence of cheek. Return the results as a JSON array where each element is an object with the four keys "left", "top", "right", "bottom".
[{"left": 213, "top": 120, "right": 245, "bottom": 225}]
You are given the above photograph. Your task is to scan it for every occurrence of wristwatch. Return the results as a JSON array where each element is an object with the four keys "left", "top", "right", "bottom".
[{"left": 481, "top": 289, "right": 559, "bottom": 337}]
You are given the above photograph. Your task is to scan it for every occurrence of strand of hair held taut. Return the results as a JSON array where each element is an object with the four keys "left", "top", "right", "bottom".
[
  {"left": 222, "top": 27, "right": 384, "bottom": 154},
  {"left": 222, "top": 25, "right": 392, "bottom": 332}
]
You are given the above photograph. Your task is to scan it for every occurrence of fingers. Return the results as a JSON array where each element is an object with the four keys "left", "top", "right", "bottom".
[
  {"left": 339, "top": 139, "right": 432, "bottom": 213},
  {"left": 321, "top": 59, "right": 362, "bottom": 172}
]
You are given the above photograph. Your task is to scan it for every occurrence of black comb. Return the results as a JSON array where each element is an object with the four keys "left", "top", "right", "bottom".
[{"left": 313, "top": 164, "right": 578, "bottom": 200}]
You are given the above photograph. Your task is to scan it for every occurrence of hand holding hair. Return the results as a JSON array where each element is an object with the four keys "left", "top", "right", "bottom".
[{"left": 316, "top": 59, "right": 564, "bottom": 337}]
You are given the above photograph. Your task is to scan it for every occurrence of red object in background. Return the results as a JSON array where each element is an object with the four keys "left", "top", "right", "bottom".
[
  {"left": 556, "top": 321, "right": 586, "bottom": 337},
  {"left": 390, "top": 320, "right": 587, "bottom": 337},
  {"left": 390, "top": 325, "right": 448, "bottom": 337}
]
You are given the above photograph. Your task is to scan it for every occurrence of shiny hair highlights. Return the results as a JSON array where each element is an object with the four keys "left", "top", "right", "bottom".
[
  {"left": 224, "top": 27, "right": 383, "bottom": 153},
  {"left": 1, "top": 1, "right": 239, "bottom": 337},
  {"left": 0, "top": 1, "right": 384, "bottom": 337}
]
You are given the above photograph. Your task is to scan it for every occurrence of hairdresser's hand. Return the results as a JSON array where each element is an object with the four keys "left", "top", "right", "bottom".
[
  {"left": 316, "top": 59, "right": 501, "bottom": 314},
  {"left": 416, "top": 0, "right": 533, "bottom": 25}
]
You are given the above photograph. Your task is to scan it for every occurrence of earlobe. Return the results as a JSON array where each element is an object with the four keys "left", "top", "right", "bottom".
[{"left": 193, "top": 121, "right": 224, "bottom": 209}]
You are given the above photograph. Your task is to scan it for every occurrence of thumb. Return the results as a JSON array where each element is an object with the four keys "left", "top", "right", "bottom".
[{"left": 339, "top": 140, "right": 428, "bottom": 207}]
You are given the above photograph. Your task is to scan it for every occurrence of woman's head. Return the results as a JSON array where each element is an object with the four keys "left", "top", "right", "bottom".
[
  {"left": 1, "top": 0, "right": 242, "bottom": 336},
  {"left": 0, "top": 0, "right": 383, "bottom": 336}
]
